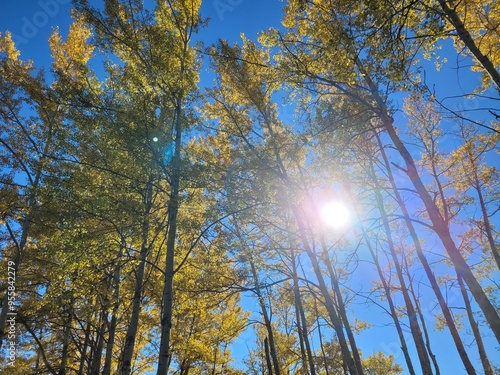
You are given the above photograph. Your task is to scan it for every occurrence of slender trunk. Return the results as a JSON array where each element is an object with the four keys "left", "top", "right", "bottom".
[
  {"left": 315, "top": 302, "right": 331, "bottom": 375},
  {"left": 59, "top": 305, "right": 72, "bottom": 375},
  {"left": 360, "top": 227, "right": 416, "bottom": 375},
  {"left": 368, "top": 167, "right": 433, "bottom": 375},
  {"left": 405, "top": 267, "right": 441, "bottom": 375},
  {"left": 386, "top": 114, "right": 500, "bottom": 342},
  {"left": 295, "top": 302, "right": 308, "bottom": 375},
  {"left": 35, "top": 328, "right": 42, "bottom": 372},
  {"left": 180, "top": 359, "right": 191, "bottom": 375},
  {"left": 120, "top": 175, "right": 154, "bottom": 375},
  {"left": 297, "top": 289, "right": 316, "bottom": 375},
  {"left": 291, "top": 249, "right": 316, "bottom": 375},
  {"left": 249, "top": 258, "right": 281, "bottom": 375},
  {"left": 470, "top": 162, "right": 500, "bottom": 270},
  {"left": 293, "top": 207, "right": 361, "bottom": 375},
  {"left": 294, "top": 284, "right": 309, "bottom": 375},
  {"left": 264, "top": 337, "right": 274, "bottom": 375},
  {"left": 78, "top": 320, "right": 91, "bottom": 375},
  {"left": 320, "top": 237, "right": 364, "bottom": 374},
  {"left": 437, "top": 0, "right": 500, "bottom": 90},
  {"left": 211, "top": 338, "right": 219, "bottom": 375},
  {"left": 157, "top": 96, "right": 184, "bottom": 375},
  {"left": 358, "top": 64, "right": 500, "bottom": 343},
  {"left": 457, "top": 274, "right": 494, "bottom": 375},
  {"left": 375, "top": 132, "right": 477, "bottom": 374},
  {"left": 90, "top": 310, "right": 107, "bottom": 375},
  {"left": 103, "top": 246, "right": 123, "bottom": 375},
  {"left": 103, "top": 314, "right": 118, "bottom": 375}
]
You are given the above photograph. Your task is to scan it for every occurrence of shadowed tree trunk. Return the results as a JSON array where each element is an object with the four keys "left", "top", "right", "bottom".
[
  {"left": 157, "top": 94, "right": 186, "bottom": 375},
  {"left": 90, "top": 309, "right": 107, "bottom": 375},
  {"left": 120, "top": 175, "right": 154, "bottom": 375},
  {"left": 78, "top": 319, "right": 91, "bottom": 375},
  {"left": 103, "top": 245, "right": 123, "bottom": 375},
  {"left": 59, "top": 300, "right": 73, "bottom": 375},
  {"left": 264, "top": 337, "right": 274, "bottom": 375}
]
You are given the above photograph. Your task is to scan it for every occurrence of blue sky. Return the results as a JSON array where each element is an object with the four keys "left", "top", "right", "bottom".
[
  {"left": 0, "top": 0, "right": 284, "bottom": 60},
  {"left": 1, "top": 1, "right": 499, "bottom": 374}
]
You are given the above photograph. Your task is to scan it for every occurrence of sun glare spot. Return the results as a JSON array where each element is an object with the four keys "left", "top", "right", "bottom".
[
  {"left": 153, "top": 137, "right": 159, "bottom": 142},
  {"left": 320, "top": 202, "right": 350, "bottom": 228}
]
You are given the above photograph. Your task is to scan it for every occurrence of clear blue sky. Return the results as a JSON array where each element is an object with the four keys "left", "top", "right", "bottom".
[
  {"left": 1, "top": 1, "right": 498, "bottom": 374},
  {"left": 0, "top": 0, "right": 285, "bottom": 61}
]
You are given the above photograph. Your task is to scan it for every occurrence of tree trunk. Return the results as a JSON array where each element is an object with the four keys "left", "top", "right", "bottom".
[
  {"left": 469, "top": 155, "right": 500, "bottom": 270},
  {"left": 249, "top": 257, "right": 282, "bottom": 375},
  {"left": 264, "top": 337, "right": 275, "bottom": 375},
  {"left": 360, "top": 226, "right": 416, "bottom": 375},
  {"left": 78, "top": 319, "right": 91, "bottom": 375},
  {"left": 368, "top": 166, "right": 433, "bottom": 375},
  {"left": 157, "top": 96, "right": 184, "bottom": 375},
  {"left": 358, "top": 64, "right": 500, "bottom": 343},
  {"left": 179, "top": 358, "right": 191, "bottom": 375},
  {"left": 90, "top": 310, "right": 107, "bottom": 375},
  {"left": 457, "top": 274, "right": 494, "bottom": 375},
  {"left": 59, "top": 305, "right": 72, "bottom": 375},
  {"left": 437, "top": 0, "right": 500, "bottom": 90},
  {"left": 321, "top": 237, "right": 364, "bottom": 374},
  {"left": 375, "top": 131, "right": 477, "bottom": 374},
  {"left": 291, "top": 248, "right": 316, "bottom": 375},
  {"left": 315, "top": 301, "right": 331, "bottom": 375},
  {"left": 293, "top": 207, "right": 361, "bottom": 375},
  {"left": 295, "top": 298, "right": 309, "bottom": 375},
  {"left": 103, "top": 246, "right": 123, "bottom": 375},
  {"left": 405, "top": 268, "right": 441, "bottom": 375},
  {"left": 120, "top": 175, "right": 154, "bottom": 375}
]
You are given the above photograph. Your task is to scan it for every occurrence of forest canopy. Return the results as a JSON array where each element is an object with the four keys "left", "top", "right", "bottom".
[{"left": 0, "top": 1, "right": 499, "bottom": 374}]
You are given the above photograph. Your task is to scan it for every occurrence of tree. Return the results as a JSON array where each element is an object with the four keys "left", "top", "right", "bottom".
[
  {"left": 267, "top": 0, "right": 500, "bottom": 344},
  {"left": 1, "top": 1, "right": 499, "bottom": 373},
  {"left": 0, "top": 31, "right": 70, "bottom": 347},
  {"left": 363, "top": 352, "right": 403, "bottom": 375},
  {"left": 445, "top": 122, "right": 500, "bottom": 270},
  {"left": 434, "top": 0, "right": 500, "bottom": 91}
]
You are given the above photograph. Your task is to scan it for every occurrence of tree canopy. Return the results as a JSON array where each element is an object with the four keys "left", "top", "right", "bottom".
[{"left": 0, "top": 1, "right": 499, "bottom": 374}]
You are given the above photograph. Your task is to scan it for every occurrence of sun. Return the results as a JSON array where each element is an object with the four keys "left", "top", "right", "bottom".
[{"left": 320, "top": 202, "right": 350, "bottom": 228}]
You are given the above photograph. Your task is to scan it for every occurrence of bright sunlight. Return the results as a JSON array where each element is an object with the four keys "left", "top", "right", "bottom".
[{"left": 320, "top": 202, "right": 350, "bottom": 228}]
